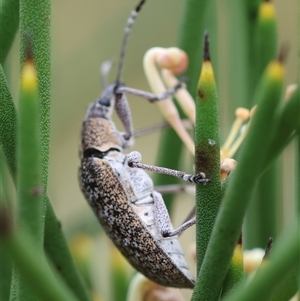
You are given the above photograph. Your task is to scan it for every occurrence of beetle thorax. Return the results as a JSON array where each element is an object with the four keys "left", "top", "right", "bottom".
[{"left": 80, "top": 117, "right": 123, "bottom": 156}]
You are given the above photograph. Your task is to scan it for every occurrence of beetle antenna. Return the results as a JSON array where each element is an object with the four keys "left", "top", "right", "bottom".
[
  {"left": 115, "top": 0, "right": 147, "bottom": 86},
  {"left": 100, "top": 60, "right": 113, "bottom": 88}
]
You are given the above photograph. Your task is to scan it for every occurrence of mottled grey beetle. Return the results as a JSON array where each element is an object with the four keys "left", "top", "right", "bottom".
[{"left": 79, "top": 0, "right": 209, "bottom": 289}]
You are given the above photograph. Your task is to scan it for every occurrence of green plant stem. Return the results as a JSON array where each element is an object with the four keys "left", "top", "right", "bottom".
[
  {"left": 194, "top": 38, "right": 221, "bottom": 277},
  {"left": 246, "top": 164, "right": 278, "bottom": 249},
  {"left": 221, "top": 172, "right": 233, "bottom": 198},
  {"left": 221, "top": 241, "right": 244, "bottom": 298},
  {"left": 17, "top": 58, "right": 43, "bottom": 246},
  {"left": 246, "top": 0, "right": 262, "bottom": 102},
  {"left": 178, "top": 0, "right": 217, "bottom": 94},
  {"left": 298, "top": 135, "right": 300, "bottom": 218},
  {"left": 226, "top": 1, "right": 256, "bottom": 110},
  {"left": 17, "top": 1, "right": 50, "bottom": 299},
  {"left": 110, "top": 248, "right": 129, "bottom": 301},
  {"left": 268, "top": 267, "right": 299, "bottom": 301},
  {"left": 265, "top": 87, "right": 300, "bottom": 167},
  {"left": 222, "top": 173, "right": 245, "bottom": 296},
  {"left": 16, "top": 54, "right": 44, "bottom": 301},
  {"left": 193, "top": 59, "right": 284, "bottom": 300},
  {"left": 222, "top": 225, "right": 300, "bottom": 301},
  {"left": 154, "top": 0, "right": 217, "bottom": 210},
  {"left": 245, "top": 0, "right": 278, "bottom": 249},
  {"left": 0, "top": 0, "right": 19, "bottom": 65},
  {"left": 298, "top": 2, "right": 300, "bottom": 230},
  {"left": 176, "top": 0, "right": 218, "bottom": 280},
  {"left": 0, "top": 65, "right": 17, "bottom": 179},
  {"left": 44, "top": 201, "right": 92, "bottom": 301},
  {"left": 0, "top": 68, "right": 92, "bottom": 301},
  {"left": 0, "top": 211, "right": 81, "bottom": 301},
  {"left": 0, "top": 151, "right": 13, "bottom": 301},
  {"left": 20, "top": 0, "right": 51, "bottom": 191},
  {"left": 253, "top": 0, "right": 277, "bottom": 84}
]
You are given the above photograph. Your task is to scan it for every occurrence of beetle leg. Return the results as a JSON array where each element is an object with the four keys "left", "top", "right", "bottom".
[
  {"left": 153, "top": 191, "right": 196, "bottom": 238},
  {"left": 127, "top": 151, "right": 210, "bottom": 184},
  {"left": 114, "top": 92, "right": 135, "bottom": 149},
  {"left": 154, "top": 184, "right": 194, "bottom": 195},
  {"left": 116, "top": 79, "right": 185, "bottom": 102},
  {"left": 165, "top": 217, "right": 196, "bottom": 238},
  {"left": 114, "top": 79, "right": 186, "bottom": 149},
  {"left": 152, "top": 191, "right": 173, "bottom": 237}
]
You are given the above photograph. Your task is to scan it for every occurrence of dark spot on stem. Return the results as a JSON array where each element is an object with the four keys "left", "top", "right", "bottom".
[
  {"left": 30, "top": 185, "right": 43, "bottom": 196},
  {"left": 195, "top": 141, "right": 219, "bottom": 171},
  {"left": 198, "top": 89, "right": 205, "bottom": 99},
  {"left": 195, "top": 148, "right": 211, "bottom": 174},
  {"left": 278, "top": 44, "right": 289, "bottom": 63},
  {"left": 248, "top": 8, "right": 257, "bottom": 21},
  {"left": 23, "top": 31, "right": 34, "bottom": 62}
]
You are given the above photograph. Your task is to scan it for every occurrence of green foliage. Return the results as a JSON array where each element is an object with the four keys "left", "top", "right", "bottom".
[
  {"left": 194, "top": 41, "right": 221, "bottom": 272},
  {"left": 0, "top": 0, "right": 19, "bottom": 65},
  {"left": 0, "top": 1, "right": 299, "bottom": 301},
  {"left": 246, "top": 0, "right": 279, "bottom": 249},
  {"left": 0, "top": 66, "right": 17, "bottom": 178},
  {"left": 0, "top": 1, "right": 92, "bottom": 300}
]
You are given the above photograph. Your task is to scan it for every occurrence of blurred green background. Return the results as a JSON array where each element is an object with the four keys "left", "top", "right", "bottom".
[{"left": 3, "top": 0, "right": 298, "bottom": 298}]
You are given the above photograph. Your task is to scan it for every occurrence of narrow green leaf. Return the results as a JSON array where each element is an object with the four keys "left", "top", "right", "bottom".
[
  {"left": 17, "top": 50, "right": 43, "bottom": 245},
  {"left": 178, "top": 0, "right": 217, "bottom": 94},
  {"left": 226, "top": 1, "right": 258, "bottom": 110},
  {"left": 0, "top": 151, "right": 12, "bottom": 301},
  {"left": 110, "top": 247, "right": 129, "bottom": 301},
  {"left": 0, "top": 180, "right": 96, "bottom": 301},
  {"left": 154, "top": 0, "right": 217, "bottom": 210},
  {"left": 265, "top": 86, "right": 300, "bottom": 166},
  {"left": 193, "top": 57, "right": 285, "bottom": 301},
  {"left": 44, "top": 201, "right": 93, "bottom": 301},
  {"left": 0, "top": 208, "right": 81, "bottom": 301},
  {"left": 223, "top": 225, "right": 300, "bottom": 301},
  {"left": 221, "top": 170, "right": 234, "bottom": 198},
  {"left": 0, "top": 65, "right": 17, "bottom": 179},
  {"left": 194, "top": 33, "right": 221, "bottom": 277},
  {"left": 9, "top": 269, "right": 18, "bottom": 301},
  {"left": 246, "top": 164, "right": 279, "bottom": 248},
  {"left": 0, "top": 0, "right": 19, "bottom": 65},
  {"left": 20, "top": 0, "right": 51, "bottom": 190},
  {"left": 297, "top": 135, "right": 300, "bottom": 219},
  {"left": 246, "top": 0, "right": 279, "bottom": 249},
  {"left": 1, "top": 2, "right": 92, "bottom": 300},
  {"left": 269, "top": 268, "right": 299, "bottom": 301},
  {"left": 16, "top": 46, "right": 43, "bottom": 301},
  {"left": 221, "top": 240, "right": 244, "bottom": 298},
  {"left": 18, "top": 2, "right": 51, "bottom": 299},
  {"left": 253, "top": 0, "right": 277, "bottom": 85},
  {"left": 0, "top": 69, "right": 92, "bottom": 301}
]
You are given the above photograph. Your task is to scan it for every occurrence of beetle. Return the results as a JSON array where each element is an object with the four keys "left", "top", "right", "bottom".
[{"left": 79, "top": 0, "right": 209, "bottom": 288}]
